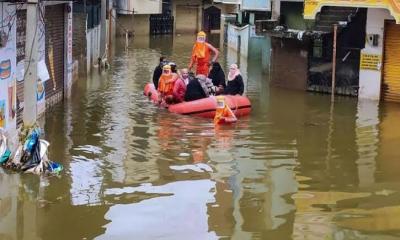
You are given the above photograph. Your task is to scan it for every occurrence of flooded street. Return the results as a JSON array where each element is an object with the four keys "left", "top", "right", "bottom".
[{"left": 1, "top": 34, "right": 400, "bottom": 240}]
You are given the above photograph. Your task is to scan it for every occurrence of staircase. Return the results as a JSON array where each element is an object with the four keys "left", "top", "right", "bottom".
[{"left": 315, "top": 7, "right": 359, "bottom": 32}]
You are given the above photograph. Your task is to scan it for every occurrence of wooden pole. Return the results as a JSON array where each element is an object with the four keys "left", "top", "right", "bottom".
[{"left": 331, "top": 24, "right": 338, "bottom": 102}]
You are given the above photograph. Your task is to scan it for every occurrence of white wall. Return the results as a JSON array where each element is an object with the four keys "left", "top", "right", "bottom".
[
  {"left": 227, "top": 24, "right": 250, "bottom": 57},
  {"left": 358, "top": 8, "right": 394, "bottom": 100},
  {"left": 133, "top": 0, "right": 162, "bottom": 14},
  {"left": 118, "top": 0, "right": 162, "bottom": 15},
  {"left": 86, "top": 25, "right": 101, "bottom": 73}
]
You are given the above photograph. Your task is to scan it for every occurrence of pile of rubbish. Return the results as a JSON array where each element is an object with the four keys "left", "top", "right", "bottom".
[{"left": 0, "top": 126, "right": 62, "bottom": 175}]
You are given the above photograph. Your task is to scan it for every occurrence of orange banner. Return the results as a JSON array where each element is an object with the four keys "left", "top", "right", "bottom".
[{"left": 304, "top": 0, "right": 400, "bottom": 23}]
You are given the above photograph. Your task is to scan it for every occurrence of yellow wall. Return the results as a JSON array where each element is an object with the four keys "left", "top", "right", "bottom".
[{"left": 304, "top": 0, "right": 400, "bottom": 23}]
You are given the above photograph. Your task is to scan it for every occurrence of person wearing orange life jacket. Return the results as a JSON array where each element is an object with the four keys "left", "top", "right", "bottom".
[
  {"left": 188, "top": 31, "right": 219, "bottom": 75},
  {"left": 158, "top": 65, "right": 177, "bottom": 104},
  {"left": 214, "top": 96, "right": 237, "bottom": 125}
]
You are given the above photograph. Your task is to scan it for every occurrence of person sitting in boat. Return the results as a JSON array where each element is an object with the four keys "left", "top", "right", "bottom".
[
  {"left": 188, "top": 31, "right": 219, "bottom": 75},
  {"left": 184, "top": 75, "right": 207, "bottom": 102},
  {"left": 197, "top": 74, "right": 216, "bottom": 97},
  {"left": 208, "top": 62, "right": 226, "bottom": 94},
  {"left": 169, "top": 62, "right": 178, "bottom": 74},
  {"left": 153, "top": 56, "right": 167, "bottom": 89},
  {"left": 224, "top": 64, "right": 244, "bottom": 95},
  {"left": 173, "top": 68, "right": 190, "bottom": 103},
  {"left": 158, "top": 65, "right": 177, "bottom": 104}
]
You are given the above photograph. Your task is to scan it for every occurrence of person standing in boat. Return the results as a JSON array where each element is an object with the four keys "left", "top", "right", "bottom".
[
  {"left": 173, "top": 68, "right": 190, "bottom": 103},
  {"left": 208, "top": 62, "right": 226, "bottom": 94},
  {"left": 153, "top": 56, "right": 167, "bottom": 89},
  {"left": 224, "top": 64, "right": 244, "bottom": 95},
  {"left": 158, "top": 65, "right": 177, "bottom": 104},
  {"left": 188, "top": 31, "right": 219, "bottom": 76}
]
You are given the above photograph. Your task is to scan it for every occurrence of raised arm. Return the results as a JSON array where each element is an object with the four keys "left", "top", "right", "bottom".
[{"left": 207, "top": 43, "right": 219, "bottom": 62}]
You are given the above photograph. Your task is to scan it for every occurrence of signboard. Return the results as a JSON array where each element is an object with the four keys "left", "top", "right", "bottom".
[
  {"left": 304, "top": 0, "right": 400, "bottom": 23},
  {"left": 242, "top": 0, "right": 271, "bottom": 11},
  {"left": 360, "top": 53, "right": 381, "bottom": 71}
]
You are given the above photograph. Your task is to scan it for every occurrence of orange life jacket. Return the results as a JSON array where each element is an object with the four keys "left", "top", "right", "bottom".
[
  {"left": 158, "top": 74, "right": 176, "bottom": 96},
  {"left": 191, "top": 43, "right": 211, "bottom": 64}
]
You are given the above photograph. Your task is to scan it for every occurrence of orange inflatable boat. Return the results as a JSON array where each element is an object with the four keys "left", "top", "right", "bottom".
[{"left": 144, "top": 83, "right": 251, "bottom": 118}]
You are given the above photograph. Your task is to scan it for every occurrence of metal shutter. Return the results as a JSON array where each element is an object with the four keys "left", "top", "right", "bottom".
[
  {"left": 44, "top": 4, "right": 64, "bottom": 101},
  {"left": 382, "top": 22, "right": 400, "bottom": 102}
]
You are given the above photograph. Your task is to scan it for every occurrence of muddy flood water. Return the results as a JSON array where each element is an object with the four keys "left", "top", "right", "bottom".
[{"left": 1, "top": 35, "right": 400, "bottom": 240}]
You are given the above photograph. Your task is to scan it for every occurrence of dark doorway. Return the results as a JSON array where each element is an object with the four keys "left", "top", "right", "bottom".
[{"left": 203, "top": 6, "right": 221, "bottom": 32}]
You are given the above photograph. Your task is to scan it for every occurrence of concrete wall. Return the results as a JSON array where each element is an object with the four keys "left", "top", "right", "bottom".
[
  {"left": 134, "top": 15, "right": 150, "bottom": 36},
  {"left": 116, "top": 14, "right": 135, "bottom": 36},
  {"left": 117, "top": 14, "right": 149, "bottom": 36},
  {"left": 86, "top": 25, "right": 101, "bottom": 72},
  {"left": 173, "top": 0, "right": 203, "bottom": 34},
  {"left": 358, "top": 8, "right": 394, "bottom": 100},
  {"left": 227, "top": 24, "right": 250, "bottom": 57}
]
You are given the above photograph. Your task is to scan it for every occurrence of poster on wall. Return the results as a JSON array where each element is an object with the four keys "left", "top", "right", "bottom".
[
  {"left": 37, "top": 80, "right": 46, "bottom": 115},
  {"left": 0, "top": 100, "right": 5, "bottom": 128},
  {"left": 0, "top": 3, "right": 17, "bottom": 130},
  {"left": 8, "top": 80, "right": 16, "bottom": 121}
]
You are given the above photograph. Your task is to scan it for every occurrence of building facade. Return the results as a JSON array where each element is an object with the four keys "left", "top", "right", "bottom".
[{"left": 0, "top": 1, "right": 75, "bottom": 137}]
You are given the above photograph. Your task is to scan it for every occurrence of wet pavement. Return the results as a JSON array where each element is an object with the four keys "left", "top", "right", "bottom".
[{"left": 1, "top": 34, "right": 400, "bottom": 240}]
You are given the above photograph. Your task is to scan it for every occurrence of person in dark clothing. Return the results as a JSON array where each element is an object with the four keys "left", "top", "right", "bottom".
[
  {"left": 208, "top": 62, "right": 226, "bottom": 89},
  {"left": 184, "top": 75, "right": 207, "bottom": 102},
  {"left": 224, "top": 64, "right": 244, "bottom": 95},
  {"left": 153, "top": 56, "right": 167, "bottom": 89},
  {"left": 169, "top": 62, "right": 177, "bottom": 73}
]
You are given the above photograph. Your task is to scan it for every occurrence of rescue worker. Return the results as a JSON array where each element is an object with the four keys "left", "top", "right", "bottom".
[
  {"left": 188, "top": 31, "right": 219, "bottom": 75},
  {"left": 158, "top": 65, "right": 176, "bottom": 104}
]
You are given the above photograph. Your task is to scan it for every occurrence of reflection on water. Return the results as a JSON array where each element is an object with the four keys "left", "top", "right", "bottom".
[{"left": 1, "top": 34, "right": 400, "bottom": 240}]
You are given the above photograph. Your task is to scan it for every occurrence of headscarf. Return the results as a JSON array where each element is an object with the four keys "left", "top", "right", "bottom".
[
  {"left": 228, "top": 64, "right": 241, "bottom": 81},
  {"left": 208, "top": 62, "right": 226, "bottom": 87},
  {"left": 192, "top": 31, "right": 207, "bottom": 59},
  {"left": 169, "top": 62, "right": 177, "bottom": 73}
]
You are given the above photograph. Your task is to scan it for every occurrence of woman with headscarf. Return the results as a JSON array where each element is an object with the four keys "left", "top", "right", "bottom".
[
  {"left": 224, "top": 64, "right": 244, "bottom": 95},
  {"left": 208, "top": 62, "right": 226, "bottom": 92},
  {"left": 188, "top": 31, "right": 219, "bottom": 75}
]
